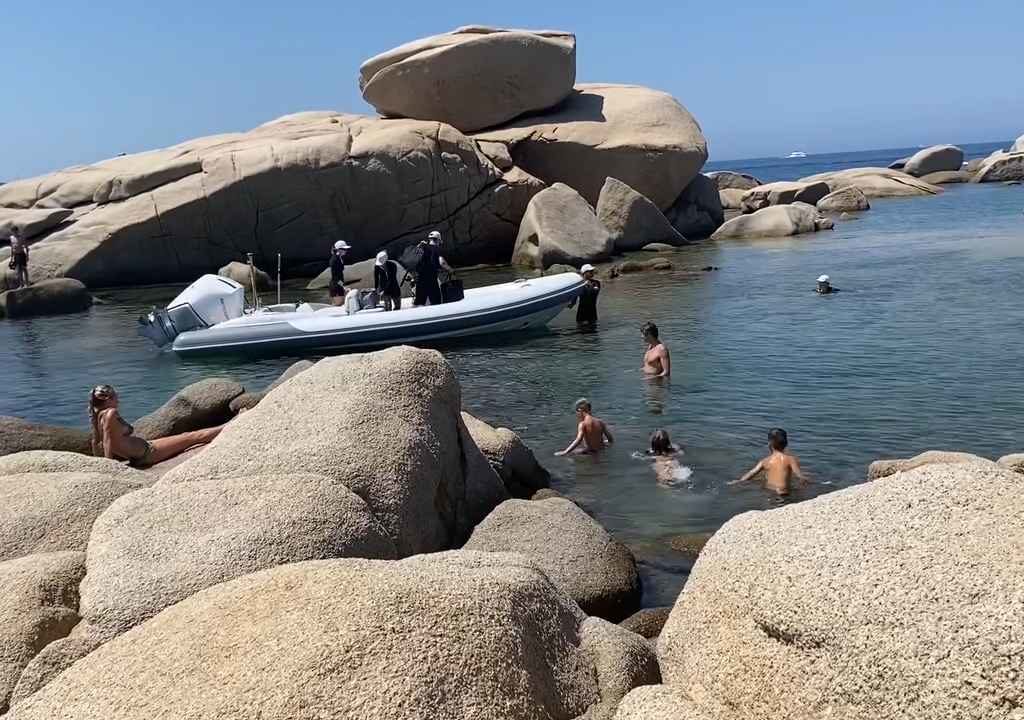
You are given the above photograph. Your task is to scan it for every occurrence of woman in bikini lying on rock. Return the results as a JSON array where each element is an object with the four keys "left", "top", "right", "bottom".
[{"left": 88, "top": 384, "right": 224, "bottom": 467}]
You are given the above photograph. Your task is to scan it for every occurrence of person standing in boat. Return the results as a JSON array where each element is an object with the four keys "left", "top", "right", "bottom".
[
  {"left": 414, "top": 230, "right": 446, "bottom": 306},
  {"left": 568, "top": 264, "right": 600, "bottom": 325},
  {"left": 8, "top": 225, "right": 30, "bottom": 289},
  {"left": 328, "top": 240, "right": 351, "bottom": 306},
  {"left": 374, "top": 250, "right": 402, "bottom": 311}
]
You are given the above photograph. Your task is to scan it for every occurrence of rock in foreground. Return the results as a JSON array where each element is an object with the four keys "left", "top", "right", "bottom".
[
  {"left": 596, "top": 177, "right": 687, "bottom": 251},
  {"left": 656, "top": 463, "right": 1024, "bottom": 720},
  {"left": 465, "top": 497, "right": 641, "bottom": 621},
  {"left": 512, "top": 183, "right": 614, "bottom": 269},
  {"left": 902, "top": 144, "right": 964, "bottom": 177},
  {"left": 474, "top": 83, "right": 708, "bottom": 209},
  {"left": 866, "top": 449, "right": 996, "bottom": 480},
  {"left": 8, "top": 552, "right": 656, "bottom": 719},
  {"left": 0, "top": 279, "right": 92, "bottom": 319},
  {"left": 711, "top": 203, "right": 833, "bottom": 240},
  {"left": 360, "top": 26, "right": 576, "bottom": 132}
]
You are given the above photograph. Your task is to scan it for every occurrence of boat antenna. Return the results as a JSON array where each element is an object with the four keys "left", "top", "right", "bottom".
[
  {"left": 246, "top": 252, "right": 260, "bottom": 310},
  {"left": 277, "top": 253, "right": 282, "bottom": 305}
]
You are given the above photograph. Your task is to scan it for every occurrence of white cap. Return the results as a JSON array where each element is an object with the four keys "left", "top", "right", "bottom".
[
  {"left": 427, "top": 230, "right": 441, "bottom": 241},
  {"left": 817, "top": 274, "right": 830, "bottom": 283},
  {"left": 580, "top": 264, "right": 596, "bottom": 273},
  {"left": 334, "top": 240, "right": 351, "bottom": 251},
  {"left": 375, "top": 250, "right": 388, "bottom": 266}
]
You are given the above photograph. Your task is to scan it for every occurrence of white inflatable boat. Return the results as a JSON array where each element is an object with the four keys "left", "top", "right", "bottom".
[{"left": 139, "top": 272, "right": 584, "bottom": 357}]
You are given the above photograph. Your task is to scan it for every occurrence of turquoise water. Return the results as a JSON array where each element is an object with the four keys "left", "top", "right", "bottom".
[{"left": 2, "top": 144, "right": 1022, "bottom": 605}]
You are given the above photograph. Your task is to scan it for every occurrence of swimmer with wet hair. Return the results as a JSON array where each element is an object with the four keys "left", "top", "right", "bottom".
[
  {"left": 731, "top": 427, "right": 807, "bottom": 495},
  {"left": 555, "top": 398, "right": 614, "bottom": 456},
  {"left": 647, "top": 429, "right": 686, "bottom": 484}
]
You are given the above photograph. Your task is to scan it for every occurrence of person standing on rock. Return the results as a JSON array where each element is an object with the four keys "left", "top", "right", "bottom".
[
  {"left": 641, "top": 322, "right": 671, "bottom": 378},
  {"left": 328, "top": 240, "right": 351, "bottom": 307},
  {"left": 374, "top": 250, "right": 402, "bottom": 311},
  {"left": 414, "top": 231, "right": 446, "bottom": 306},
  {"left": 568, "top": 264, "right": 601, "bottom": 325},
  {"left": 8, "top": 226, "right": 30, "bottom": 289}
]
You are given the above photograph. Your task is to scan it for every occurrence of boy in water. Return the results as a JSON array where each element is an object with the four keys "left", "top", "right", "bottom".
[
  {"left": 555, "top": 398, "right": 614, "bottom": 456},
  {"left": 731, "top": 428, "right": 806, "bottom": 495},
  {"left": 641, "top": 322, "right": 671, "bottom": 378}
]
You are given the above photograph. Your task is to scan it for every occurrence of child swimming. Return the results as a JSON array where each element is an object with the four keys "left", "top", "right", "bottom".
[
  {"left": 730, "top": 427, "right": 807, "bottom": 495},
  {"left": 645, "top": 429, "right": 692, "bottom": 485}
]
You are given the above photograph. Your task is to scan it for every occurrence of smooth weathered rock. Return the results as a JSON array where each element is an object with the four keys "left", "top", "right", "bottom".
[
  {"left": 465, "top": 498, "right": 641, "bottom": 621},
  {"left": 612, "top": 258, "right": 673, "bottom": 274},
  {"left": 461, "top": 412, "right": 550, "bottom": 499},
  {"left": 0, "top": 451, "right": 140, "bottom": 478},
  {"left": 657, "top": 463, "right": 1024, "bottom": 720},
  {"left": 217, "top": 260, "right": 272, "bottom": 291},
  {"left": 132, "top": 378, "right": 244, "bottom": 441},
  {"left": 800, "top": 167, "right": 942, "bottom": 198},
  {"left": 866, "top": 449, "right": 996, "bottom": 480},
  {"left": 665, "top": 174, "right": 723, "bottom": 238},
  {"left": 0, "top": 552, "right": 84, "bottom": 713},
  {"left": 816, "top": 186, "right": 870, "bottom": 212},
  {"left": 711, "top": 203, "right": 832, "bottom": 240},
  {"left": 640, "top": 243, "right": 676, "bottom": 252},
  {"left": 902, "top": 144, "right": 964, "bottom": 177},
  {"left": 0, "top": 472, "right": 143, "bottom": 562},
  {"left": 718, "top": 187, "right": 746, "bottom": 210},
  {"left": 229, "top": 360, "right": 315, "bottom": 413},
  {"left": 2, "top": 114, "right": 541, "bottom": 291},
  {"left": 0, "top": 417, "right": 91, "bottom": 459},
  {"left": 974, "top": 152, "right": 1024, "bottom": 183},
  {"left": 360, "top": 27, "right": 576, "bottom": 132},
  {"left": 619, "top": 606, "right": 672, "bottom": 639},
  {"left": 739, "top": 181, "right": 830, "bottom": 213},
  {"left": 79, "top": 474, "right": 397, "bottom": 637},
  {"left": 0, "top": 279, "right": 92, "bottom": 319},
  {"left": 996, "top": 453, "right": 1024, "bottom": 474},
  {"left": 8, "top": 623, "right": 108, "bottom": 709},
  {"left": 0, "top": 209, "right": 73, "bottom": 240},
  {"left": 474, "top": 83, "right": 708, "bottom": 209},
  {"left": 581, "top": 616, "right": 662, "bottom": 720},
  {"left": 7, "top": 552, "right": 655, "bottom": 719},
  {"left": 707, "top": 170, "right": 761, "bottom": 191},
  {"left": 162, "top": 348, "right": 508, "bottom": 555},
  {"left": 596, "top": 177, "right": 686, "bottom": 251},
  {"left": 919, "top": 169, "right": 972, "bottom": 184},
  {"left": 306, "top": 256, "right": 382, "bottom": 291},
  {"left": 512, "top": 183, "right": 614, "bottom": 269}
]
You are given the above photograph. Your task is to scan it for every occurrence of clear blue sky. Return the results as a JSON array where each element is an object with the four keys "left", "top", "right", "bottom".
[{"left": 3, "top": 0, "right": 1022, "bottom": 180}]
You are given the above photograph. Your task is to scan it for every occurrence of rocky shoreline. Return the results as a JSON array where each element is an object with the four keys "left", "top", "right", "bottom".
[{"left": 1, "top": 347, "right": 1022, "bottom": 717}]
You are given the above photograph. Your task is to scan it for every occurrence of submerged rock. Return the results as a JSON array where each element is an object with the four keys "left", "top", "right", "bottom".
[
  {"left": 511, "top": 183, "right": 613, "bottom": 269},
  {"left": 611, "top": 258, "right": 673, "bottom": 275},
  {"left": 656, "top": 462, "right": 1024, "bottom": 720},
  {"left": 464, "top": 497, "right": 641, "bottom": 621},
  {"left": 596, "top": 177, "right": 686, "bottom": 251},
  {"left": 711, "top": 203, "right": 832, "bottom": 240},
  {"left": 0, "top": 279, "right": 92, "bottom": 319},
  {"left": 902, "top": 144, "right": 964, "bottom": 177},
  {"left": 360, "top": 26, "right": 576, "bottom": 132}
]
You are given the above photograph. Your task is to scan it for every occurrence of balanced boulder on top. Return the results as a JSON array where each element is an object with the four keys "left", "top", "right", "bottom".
[{"left": 360, "top": 26, "right": 576, "bottom": 132}]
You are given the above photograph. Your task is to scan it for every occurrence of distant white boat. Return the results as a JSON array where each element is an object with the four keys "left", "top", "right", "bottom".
[{"left": 785, "top": 151, "right": 808, "bottom": 159}]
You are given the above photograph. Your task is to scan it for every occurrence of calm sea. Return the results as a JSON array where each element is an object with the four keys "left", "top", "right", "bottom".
[{"left": 2, "top": 141, "right": 1021, "bottom": 605}]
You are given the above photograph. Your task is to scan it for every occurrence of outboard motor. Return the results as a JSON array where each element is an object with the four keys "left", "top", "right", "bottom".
[{"left": 138, "top": 275, "right": 246, "bottom": 348}]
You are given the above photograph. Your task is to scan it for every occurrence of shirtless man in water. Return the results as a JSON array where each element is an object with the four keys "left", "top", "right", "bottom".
[
  {"left": 641, "top": 322, "right": 671, "bottom": 378},
  {"left": 730, "top": 428, "right": 807, "bottom": 495},
  {"left": 555, "top": 398, "right": 614, "bottom": 456}
]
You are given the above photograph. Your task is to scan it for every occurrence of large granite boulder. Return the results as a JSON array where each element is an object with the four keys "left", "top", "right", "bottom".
[
  {"left": 0, "top": 451, "right": 141, "bottom": 478},
  {"left": 474, "top": 83, "right": 708, "bottom": 209},
  {"left": 79, "top": 474, "right": 398, "bottom": 638},
  {"left": 0, "top": 552, "right": 84, "bottom": 713},
  {"left": 816, "top": 186, "right": 870, "bottom": 212},
  {"left": 711, "top": 202, "right": 832, "bottom": 240},
  {"left": 0, "top": 472, "right": 143, "bottom": 562},
  {"left": 596, "top": 177, "right": 687, "bottom": 251},
  {"left": 359, "top": 26, "right": 576, "bottom": 132},
  {"left": 132, "top": 378, "right": 245, "bottom": 440},
  {"left": 229, "top": 359, "right": 315, "bottom": 413},
  {"left": 0, "top": 113, "right": 540, "bottom": 291},
  {"left": 217, "top": 260, "right": 271, "bottom": 291},
  {"left": 866, "top": 449, "right": 996, "bottom": 480},
  {"left": 664, "top": 173, "right": 723, "bottom": 238},
  {"left": 0, "top": 279, "right": 92, "bottom": 319},
  {"left": 0, "top": 417, "right": 91, "bottom": 458},
  {"left": 902, "top": 144, "right": 964, "bottom": 177},
  {"left": 0, "top": 209, "right": 73, "bottom": 240},
  {"left": 464, "top": 498, "right": 641, "bottom": 621},
  {"left": 706, "top": 170, "right": 761, "bottom": 191},
  {"left": 461, "top": 412, "right": 550, "bottom": 498},
  {"left": 718, "top": 188, "right": 745, "bottom": 209},
  {"left": 161, "top": 347, "right": 508, "bottom": 555},
  {"left": 800, "top": 167, "right": 942, "bottom": 198},
  {"left": 656, "top": 463, "right": 1024, "bottom": 720},
  {"left": 739, "top": 180, "right": 830, "bottom": 213},
  {"left": 8, "top": 552, "right": 655, "bottom": 719},
  {"left": 974, "top": 152, "right": 1024, "bottom": 183},
  {"left": 511, "top": 182, "right": 614, "bottom": 269}
]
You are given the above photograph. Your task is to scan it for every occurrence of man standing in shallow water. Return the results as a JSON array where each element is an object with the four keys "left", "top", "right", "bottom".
[{"left": 641, "top": 322, "right": 671, "bottom": 378}]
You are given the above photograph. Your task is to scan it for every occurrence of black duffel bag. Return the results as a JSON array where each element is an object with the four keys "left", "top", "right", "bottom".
[{"left": 440, "top": 277, "right": 464, "bottom": 303}]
